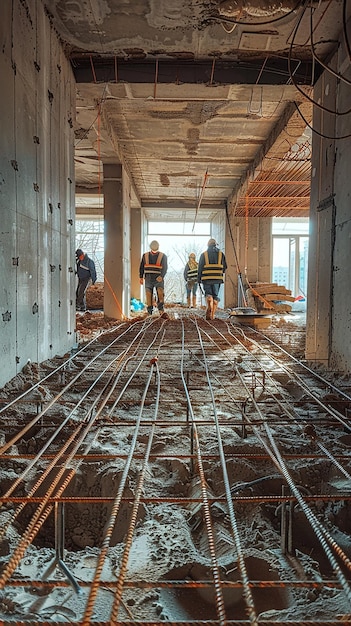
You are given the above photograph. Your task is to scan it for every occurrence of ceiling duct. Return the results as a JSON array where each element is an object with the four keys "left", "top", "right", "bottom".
[{"left": 218, "top": 0, "right": 303, "bottom": 18}]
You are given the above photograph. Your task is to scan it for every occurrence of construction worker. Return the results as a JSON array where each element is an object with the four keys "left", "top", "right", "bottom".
[
  {"left": 139, "top": 240, "right": 168, "bottom": 316},
  {"left": 75, "top": 249, "right": 97, "bottom": 312},
  {"left": 183, "top": 252, "right": 198, "bottom": 308},
  {"left": 198, "top": 238, "right": 227, "bottom": 320}
]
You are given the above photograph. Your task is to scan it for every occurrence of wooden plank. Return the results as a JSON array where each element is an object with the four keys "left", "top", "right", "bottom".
[
  {"left": 264, "top": 294, "right": 295, "bottom": 302},
  {"left": 274, "top": 303, "right": 292, "bottom": 313},
  {"left": 253, "top": 285, "right": 292, "bottom": 295},
  {"left": 250, "top": 282, "right": 279, "bottom": 293},
  {"left": 236, "top": 316, "right": 272, "bottom": 328}
]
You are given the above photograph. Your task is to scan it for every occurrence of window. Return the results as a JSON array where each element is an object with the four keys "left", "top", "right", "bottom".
[
  {"left": 75, "top": 218, "right": 104, "bottom": 282},
  {"left": 272, "top": 218, "right": 309, "bottom": 298},
  {"left": 147, "top": 221, "right": 211, "bottom": 303}
]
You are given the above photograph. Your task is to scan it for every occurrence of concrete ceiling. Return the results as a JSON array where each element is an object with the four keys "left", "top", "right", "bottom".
[{"left": 45, "top": 0, "right": 347, "bottom": 222}]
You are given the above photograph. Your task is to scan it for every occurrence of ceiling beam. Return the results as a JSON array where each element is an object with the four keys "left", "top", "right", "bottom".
[
  {"left": 71, "top": 56, "right": 316, "bottom": 86},
  {"left": 141, "top": 200, "right": 226, "bottom": 211},
  {"left": 75, "top": 192, "right": 226, "bottom": 213}
]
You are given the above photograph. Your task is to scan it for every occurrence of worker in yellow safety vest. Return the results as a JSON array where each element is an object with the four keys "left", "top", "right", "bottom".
[
  {"left": 198, "top": 238, "right": 227, "bottom": 320},
  {"left": 183, "top": 252, "right": 199, "bottom": 308}
]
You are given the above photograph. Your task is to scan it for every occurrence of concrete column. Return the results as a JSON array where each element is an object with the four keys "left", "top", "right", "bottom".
[
  {"left": 103, "top": 163, "right": 131, "bottom": 320},
  {"left": 225, "top": 215, "right": 271, "bottom": 308},
  {"left": 130, "top": 206, "right": 142, "bottom": 300},
  {"left": 306, "top": 69, "right": 336, "bottom": 365}
]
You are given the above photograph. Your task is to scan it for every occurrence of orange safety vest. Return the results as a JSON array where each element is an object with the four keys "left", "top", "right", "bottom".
[
  {"left": 143, "top": 252, "right": 164, "bottom": 276},
  {"left": 201, "top": 250, "right": 224, "bottom": 282}
]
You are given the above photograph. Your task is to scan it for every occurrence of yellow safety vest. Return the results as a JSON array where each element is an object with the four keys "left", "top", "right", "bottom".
[
  {"left": 201, "top": 250, "right": 224, "bottom": 282},
  {"left": 186, "top": 264, "right": 198, "bottom": 282}
]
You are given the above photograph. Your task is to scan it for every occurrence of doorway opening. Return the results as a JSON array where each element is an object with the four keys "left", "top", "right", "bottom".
[
  {"left": 272, "top": 218, "right": 309, "bottom": 300},
  {"left": 75, "top": 216, "right": 104, "bottom": 282},
  {"left": 146, "top": 221, "right": 212, "bottom": 304}
]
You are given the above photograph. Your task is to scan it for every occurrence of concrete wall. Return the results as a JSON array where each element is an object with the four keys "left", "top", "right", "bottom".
[
  {"left": 0, "top": 0, "right": 76, "bottom": 387},
  {"left": 225, "top": 215, "right": 272, "bottom": 308},
  {"left": 306, "top": 35, "right": 351, "bottom": 371},
  {"left": 130, "top": 206, "right": 142, "bottom": 300},
  {"left": 122, "top": 168, "right": 131, "bottom": 315}
]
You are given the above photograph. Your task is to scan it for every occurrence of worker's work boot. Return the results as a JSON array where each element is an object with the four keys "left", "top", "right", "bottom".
[
  {"left": 212, "top": 300, "right": 218, "bottom": 319},
  {"left": 192, "top": 295, "right": 197, "bottom": 308},
  {"left": 187, "top": 296, "right": 191, "bottom": 307},
  {"left": 205, "top": 296, "right": 213, "bottom": 320}
]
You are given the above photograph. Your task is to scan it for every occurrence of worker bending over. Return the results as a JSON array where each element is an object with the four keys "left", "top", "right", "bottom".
[
  {"left": 198, "top": 238, "right": 227, "bottom": 320},
  {"left": 139, "top": 240, "right": 168, "bottom": 316}
]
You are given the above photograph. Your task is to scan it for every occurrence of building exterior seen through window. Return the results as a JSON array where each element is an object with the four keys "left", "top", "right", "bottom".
[
  {"left": 75, "top": 218, "right": 213, "bottom": 304},
  {"left": 75, "top": 217, "right": 309, "bottom": 306},
  {"left": 75, "top": 218, "right": 104, "bottom": 282},
  {"left": 147, "top": 221, "right": 211, "bottom": 304},
  {"left": 272, "top": 218, "right": 309, "bottom": 301}
]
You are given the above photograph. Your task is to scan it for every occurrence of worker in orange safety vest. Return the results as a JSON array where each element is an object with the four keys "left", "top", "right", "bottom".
[{"left": 139, "top": 240, "right": 168, "bottom": 315}]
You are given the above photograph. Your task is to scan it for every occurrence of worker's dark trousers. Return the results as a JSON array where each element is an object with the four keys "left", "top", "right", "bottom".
[
  {"left": 76, "top": 278, "right": 90, "bottom": 311},
  {"left": 145, "top": 276, "right": 164, "bottom": 314}
]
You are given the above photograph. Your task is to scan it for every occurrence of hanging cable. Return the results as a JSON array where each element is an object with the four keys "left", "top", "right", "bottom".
[
  {"left": 100, "top": 260, "right": 125, "bottom": 319},
  {"left": 225, "top": 203, "right": 248, "bottom": 307},
  {"left": 89, "top": 55, "right": 97, "bottom": 83},
  {"left": 343, "top": 0, "right": 351, "bottom": 63},
  {"left": 210, "top": 0, "right": 304, "bottom": 28},
  {"left": 244, "top": 193, "right": 249, "bottom": 279},
  {"left": 154, "top": 58, "right": 159, "bottom": 99},
  {"left": 287, "top": 4, "right": 351, "bottom": 116},
  {"left": 95, "top": 108, "right": 125, "bottom": 319},
  {"left": 192, "top": 169, "right": 209, "bottom": 232},
  {"left": 309, "top": 4, "right": 351, "bottom": 87},
  {"left": 293, "top": 100, "right": 351, "bottom": 140},
  {"left": 242, "top": 193, "right": 273, "bottom": 310},
  {"left": 97, "top": 102, "right": 102, "bottom": 198}
]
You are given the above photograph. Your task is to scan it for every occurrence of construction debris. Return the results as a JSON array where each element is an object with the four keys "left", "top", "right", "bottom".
[
  {"left": 2, "top": 309, "right": 351, "bottom": 624},
  {"left": 86, "top": 282, "right": 103, "bottom": 309},
  {"left": 247, "top": 282, "right": 294, "bottom": 314},
  {"left": 228, "top": 307, "right": 273, "bottom": 329}
]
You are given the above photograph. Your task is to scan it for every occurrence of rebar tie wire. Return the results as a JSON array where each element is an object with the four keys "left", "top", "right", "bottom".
[
  {"left": 0, "top": 324, "right": 160, "bottom": 590},
  {"left": 0, "top": 322, "right": 146, "bottom": 455},
  {"left": 193, "top": 319, "right": 351, "bottom": 608},
  {"left": 228, "top": 350, "right": 351, "bottom": 606},
  {"left": 110, "top": 355, "right": 163, "bottom": 620},
  {"left": 180, "top": 320, "right": 228, "bottom": 626},
  {"left": 191, "top": 318, "right": 258, "bottom": 625},
  {"left": 0, "top": 325, "right": 155, "bottom": 551},
  {"left": 0, "top": 426, "right": 100, "bottom": 591},
  {"left": 82, "top": 323, "right": 167, "bottom": 623},
  {"left": 0, "top": 317, "right": 136, "bottom": 417}
]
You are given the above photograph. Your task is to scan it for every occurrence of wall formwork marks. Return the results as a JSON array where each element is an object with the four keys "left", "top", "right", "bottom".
[
  {"left": 0, "top": 0, "right": 76, "bottom": 387},
  {"left": 306, "top": 35, "right": 351, "bottom": 372}
]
